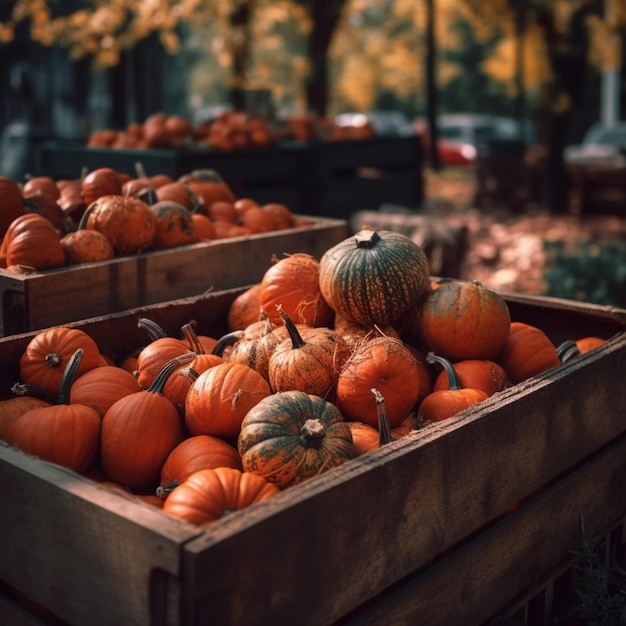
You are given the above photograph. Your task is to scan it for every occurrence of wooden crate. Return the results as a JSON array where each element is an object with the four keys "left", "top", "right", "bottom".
[
  {"left": 567, "top": 162, "right": 626, "bottom": 214},
  {"left": 306, "top": 136, "right": 424, "bottom": 219},
  {"left": 36, "top": 141, "right": 311, "bottom": 211},
  {"left": 0, "top": 289, "right": 625, "bottom": 625},
  {"left": 36, "top": 137, "right": 426, "bottom": 219},
  {"left": 0, "top": 216, "right": 348, "bottom": 336}
]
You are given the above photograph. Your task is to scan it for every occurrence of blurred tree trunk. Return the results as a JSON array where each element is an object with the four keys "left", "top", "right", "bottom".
[
  {"left": 302, "top": 0, "right": 349, "bottom": 116},
  {"left": 229, "top": 0, "right": 257, "bottom": 110},
  {"left": 425, "top": 0, "right": 441, "bottom": 170},
  {"left": 534, "top": 0, "right": 601, "bottom": 213}
]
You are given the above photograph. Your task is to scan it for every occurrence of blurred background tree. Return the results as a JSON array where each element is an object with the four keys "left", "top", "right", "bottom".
[{"left": 1, "top": 0, "right": 625, "bottom": 164}]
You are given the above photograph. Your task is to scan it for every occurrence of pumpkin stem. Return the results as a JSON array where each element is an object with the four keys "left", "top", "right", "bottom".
[
  {"left": 178, "top": 366, "right": 200, "bottom": 384},
  {"left": 181, "top": 323, "right": 205, "bottom": 354},
  {"left": 148, "top": 352, "right": 196, "bottom": 394},
  {"left": 138, "top": 317, "right": 169, "bottom": 341},
  {"left": 556, "top": 339, "right": 580, "bottom": 363},
  {"left": 426, "top": 352, "right": 462, "bottom": 390},
  {"left": 276, "top": 304, "right": 306, "bottom": 349},
  {"left": 135, "top": 161, "right": 149, "bottom": 180},
  {"left": 354, "top": 228, "right": 381, "bottom": 248},
  {"left": 156, "top": 479, "right": 178, "bottom": 499},
  {"left": 300, "top": 418, "right": 326, "bottom": 447},
  {"left": 77, "top": 200, "right": 97, "bottom": 230},
  {"left": 10, "top": 382, "right": 56, "bottom": 403},
  {"left": 45, "top": 352, "right": 63, "bottom": 369},
  {"left": 212, "top": 330, "right": 245, "bottom": 356},
  {"left": 371, "top": 388, "right": 392, "bottom": 445},
  {"left": 57, "top": 348, "right": 84, "bottom": 405}
]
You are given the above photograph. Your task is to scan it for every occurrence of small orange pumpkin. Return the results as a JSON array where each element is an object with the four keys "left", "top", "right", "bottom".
[
  {"left": 5, "top": 349, "right": 101, "bottom": 473},
  {"left": 81, "top": 194, "right": 156, "bottom": 255},
  {"left": 162, "top": 467, "right": 279, "bottom": 525}
]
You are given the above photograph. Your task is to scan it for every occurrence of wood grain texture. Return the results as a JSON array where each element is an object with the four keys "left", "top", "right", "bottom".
[{"left": 0, "top": 217, "right": 348, "bottom": 335}]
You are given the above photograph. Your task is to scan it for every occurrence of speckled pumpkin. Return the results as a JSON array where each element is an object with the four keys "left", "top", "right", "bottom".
[
  {"left": 417, "top": 280, "right": 511, "bottom": 361},
  {"left": 237, "top": 390, "right": 357, "bottom": 489},
  {"left": 318, "top": 228, "right": 430, "bottom": 326}
]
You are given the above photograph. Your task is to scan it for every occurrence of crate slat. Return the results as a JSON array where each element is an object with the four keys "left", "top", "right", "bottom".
[{"left": 0, "top": 216, "right": 347, "bottom": 336}]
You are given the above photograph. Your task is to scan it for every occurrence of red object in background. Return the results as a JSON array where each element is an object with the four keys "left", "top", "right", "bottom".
[{"left": 414, "top": 121, "right": 476, "bottom": 167}]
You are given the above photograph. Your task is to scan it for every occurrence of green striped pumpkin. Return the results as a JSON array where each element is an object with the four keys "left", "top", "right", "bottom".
[{"left": 318, "top": 228, "right": 430, "bottom": 326}]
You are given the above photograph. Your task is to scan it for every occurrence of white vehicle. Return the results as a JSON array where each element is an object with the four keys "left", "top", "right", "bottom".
[{"left": 564, "top": 122, "right": 626, "bottom": 166}]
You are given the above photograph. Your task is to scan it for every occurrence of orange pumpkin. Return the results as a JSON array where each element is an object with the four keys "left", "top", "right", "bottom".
[
  {"left": 0, "top": 176, "right": 25, "bottom": 238},
  {"left": 5, "top": 349, "right": 101, "bottom": 473},
  {"left": 227, "top": 284, "right": 263, "bottom": 331},
  {"left": 185, "top": 361, "right": 272, "bottom": 440},
  {"left": 267, "top": 305, "right": 351, "bottom": 397},
  {"left": 2, "top": 213, "right": 66, "bottom": 270},
  {"left": 336, "top": 335, "right": 421, "bottom": 428},
  {"left": 159, "top": 434, "right": 242, "bottom": 492},
  {"left": 495, "top": 321, "right": 561, "bottom": 384},
  {"left": 150, "top": 200, "right": 196, "bottom": 249},
  {"left": 69, "top": 364, "right": 142, "bottom": 418},
  {"left": 19, "top": 327, "right": 102, "bottom": 396},
  {"left": 81, "top": 167, "right": 123, "bottom": 206},
  {"left": 259, "top": 253, "right": 334, "bottom": 327},
  {"left": 81, "top": 195, "right": 156, "bottom": 255},
  {"left": 418, "top": 353, "right": 489, "bottom": 423},
  {"left": 432, "top": 358, "right": 509, "bottom": 397},
  {"left": 162, "top": 467, "right": 279, "bottom": 525},
  {"left": 60, "top": 229, "right": 115, "bottom": 264},
  {"left": 417, "top": 280, "right": 511, "bottom": 361},
  {"left": 100, "top": 354, "right": 191, "bottom": 490}
]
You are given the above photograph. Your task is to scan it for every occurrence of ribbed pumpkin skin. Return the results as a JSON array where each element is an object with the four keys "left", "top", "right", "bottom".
[
  {"left": 162, "top": 467, "right": 279, "bottom": 525},
  {"left": 319, "top": 228, "right": 430, "bottom": 326},
  {"left": 335, "top": 336, "right": 421, "bottom": 428},
  {"left": 160, "top": 435, "right": 242, "bottom": 486},
  {"left": 495, "top": 321, "right": 561, "bottom": 384},
  {"left": 238, "top": 391, "right": 357, "bottom": 489},
  {"left": 432, "top": 359, "right": 509, "bottom": 397},
  {"left": 69, "top": 365, "right": 142, "bottom": 417},
  {"left": 101, "top": 391, "right": 185, "bottom": 490},
  {"left": 3, "top": 213, "right": 66, "bottom": 270},
  {"left": 417, "top": 281, "right": 511, "bottom": 361},
  {"left": 267, "top": 324, "right": 351, "bottom": 397},
  {"left": 19, "top": 328, "right": 102, "bottom": 396},
  {"left": 6, "top": 403, "right": 101, "bottom": 473},
  {"left": 184, "top": 362, "right": 272, "bottom": 439}
]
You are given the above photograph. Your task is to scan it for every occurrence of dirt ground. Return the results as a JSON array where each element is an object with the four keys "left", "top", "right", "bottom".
[{"left": 422, "top": 167, "right": 626, "bottom": 298}]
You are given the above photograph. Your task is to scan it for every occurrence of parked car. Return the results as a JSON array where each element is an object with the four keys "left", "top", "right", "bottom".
[
  {"left": 334, "top": 111, "right": 415, "bottom": 137},
  {"left": 415, "top": 113, "right": 528, "bottom": 166},
  {"left": 564, "top": 122, "right": 626, "bottom": 166}
]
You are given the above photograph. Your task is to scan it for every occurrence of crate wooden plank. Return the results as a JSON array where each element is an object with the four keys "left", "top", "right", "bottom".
[
  {"left": 307, "top": 137, "right": 424, "bottom": 217},
  {"left": 0, "top": 216, "right": 348, "bottom": 336},
  {"left": 0, "top": 442, "right": 203, "bottom": 626},
  {"left": 36, "top": 141, "right": 308, "bottom": 183},
  {"left": 179, "top": 333, "right": 626, "bottom": 625},
  {"left": 336, "top": 433, "right": 626, "bottom": 625},
  {"left": 0, "top": 287, "right": 244, "bottom": 395}
]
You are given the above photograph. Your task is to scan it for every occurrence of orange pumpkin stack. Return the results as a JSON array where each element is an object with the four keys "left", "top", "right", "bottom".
[{"left": 1, "top": 228, "right": 595, "bottom": 527}]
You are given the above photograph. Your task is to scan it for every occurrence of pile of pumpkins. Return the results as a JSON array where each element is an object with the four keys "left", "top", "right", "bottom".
[
  {"left": 85, "top": 111, "right": 377, "bottom": 152},
  {"left": 0, "top": 228, "right": 605, "bottom": 525},
  {"left": 0, "top": 166, "right": 311, "bottom": 272}
]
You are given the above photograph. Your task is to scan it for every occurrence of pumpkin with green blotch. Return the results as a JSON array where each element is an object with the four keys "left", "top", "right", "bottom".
[
  {"left": 237, "top": 390, "right": 357, "bottom": 489},
  {"left": 416, "top": 280, "right": 511, "bottom": 361},
  {"left": 318, "top": 228, "right": 430, "bottom": 326}
]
